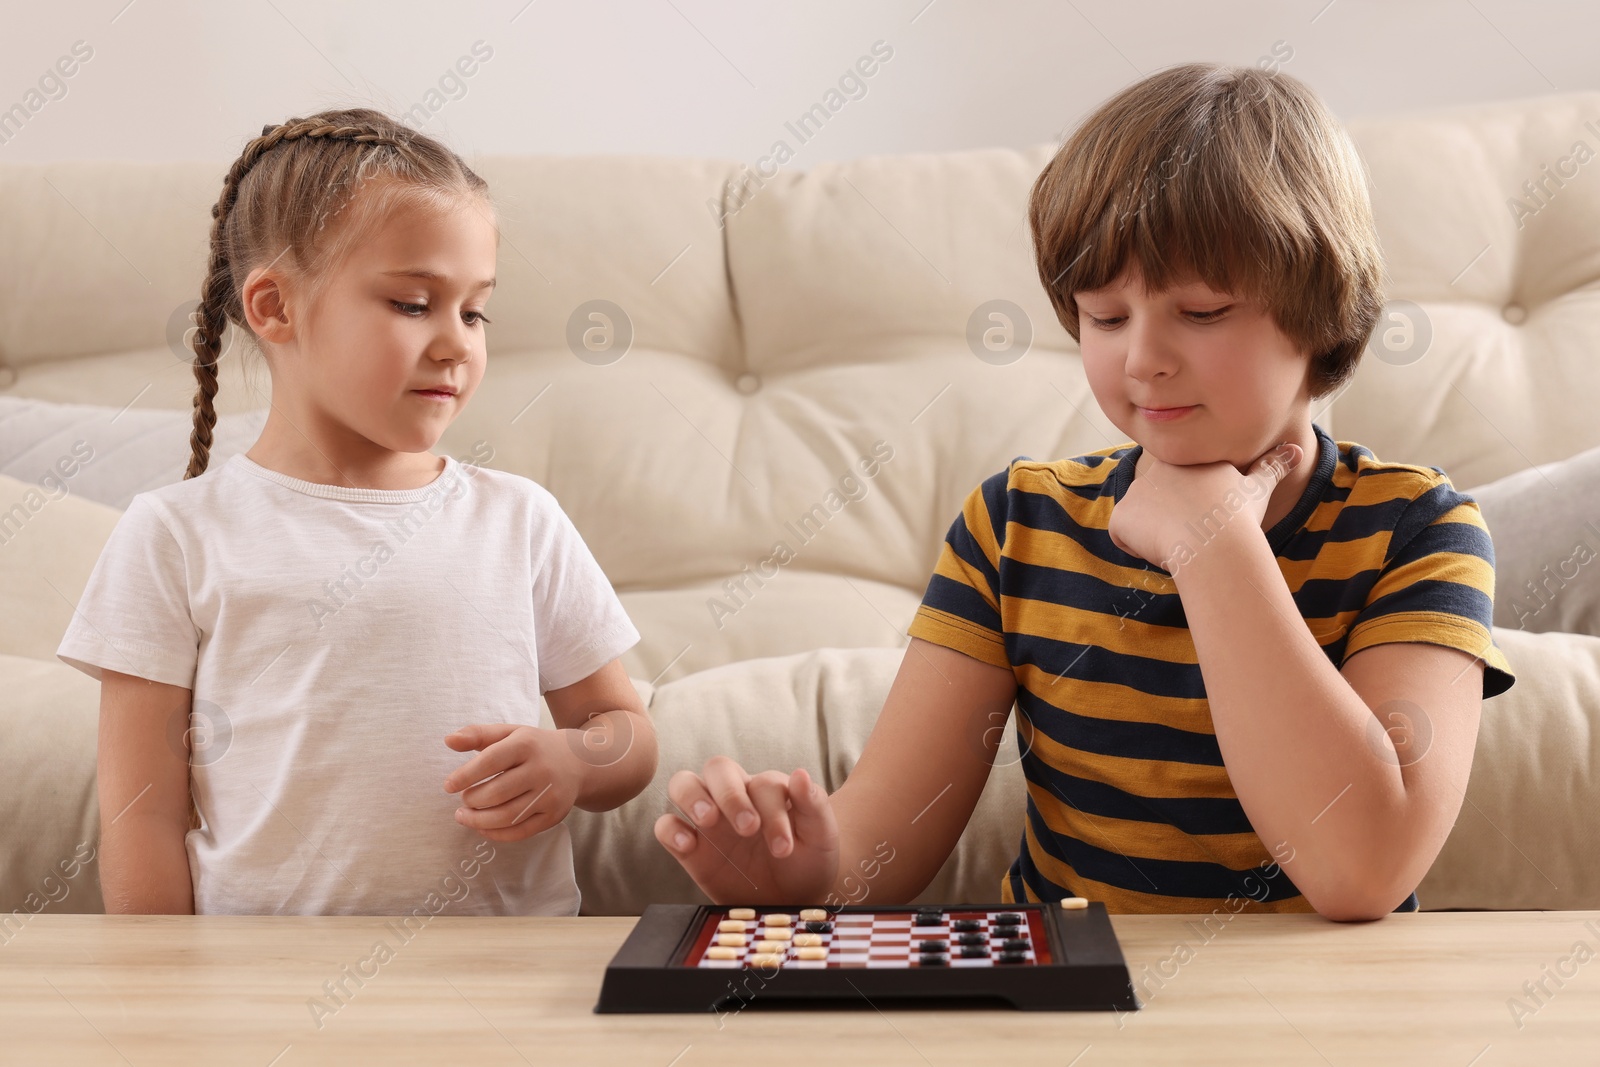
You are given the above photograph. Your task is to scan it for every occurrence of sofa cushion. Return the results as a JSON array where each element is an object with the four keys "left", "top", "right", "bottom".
[
  {"left": 6, "top": 627, "right": 1596, "bottom": 917},
  {"left": 1416, "top": 627, "right": 1600, "bottom": 910},
  {"left": 0, "top": 473, "right": 123, "bottom": 662},
  {"left": 1334, "top": 95, "right": 1600, "bottom": 490},
  {"left": 1465, "top": 443, "right": 1600, "bottom": 638},
  {"left": 0, "top": 652, "right": 104, "bottom": 919},
  {"left": 0, "top": 397, "right": 266, "bottom": 511}
]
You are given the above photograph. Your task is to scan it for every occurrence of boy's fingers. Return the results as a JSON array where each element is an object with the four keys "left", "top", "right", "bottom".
[
  {"left": 656, "top": 813, "right": 737, "bottom": 900},
  {"left": 654, "top": 812, "right": 698, "bottom": 856},
  {"left": 787, "top": 767, "right": 836, "bottom": 846},
  {"left": 747, "top": 772, "right": 795, "bottom": 858},
  {"left": 702, "top": 757, "right": 760, "bottom": 836},
  {"left": 665, "top": 769, "right": 719, "bottom": 829}
]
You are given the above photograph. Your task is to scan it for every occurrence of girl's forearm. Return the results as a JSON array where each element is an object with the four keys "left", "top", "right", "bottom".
[
  {"left": 566, "top": 708, "right": 659, "bottom": 811},
  {"left": 99, "top": 814, "right": 195, "bottom": 914}
]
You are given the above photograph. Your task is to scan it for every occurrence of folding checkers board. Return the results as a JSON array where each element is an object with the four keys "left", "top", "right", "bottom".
[{"left": 594, "top": 902, "right": 1139, "bottom": 1013}]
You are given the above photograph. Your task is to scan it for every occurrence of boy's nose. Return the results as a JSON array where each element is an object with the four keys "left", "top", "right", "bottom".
[{"left": 1124, "top": 326, "right": 1182, "bottom": 383}]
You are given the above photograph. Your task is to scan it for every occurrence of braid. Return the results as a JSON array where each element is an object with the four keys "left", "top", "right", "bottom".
[{"left": 183, "top": 117, "right": 412, "bottom": 480}]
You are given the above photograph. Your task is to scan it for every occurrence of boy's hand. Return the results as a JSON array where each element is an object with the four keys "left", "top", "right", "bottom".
[
  {"left": 654, "top": 757, "right": 841, "bottom": 905},
  {"left": 444, "top": 724, "right": 582, "bottom": 842},
  {"left": 1110, "top": 441, "right": 1302, "bottom": 569}
]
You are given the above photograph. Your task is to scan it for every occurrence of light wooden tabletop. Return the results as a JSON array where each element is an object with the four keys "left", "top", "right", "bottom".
[{"left": 2, "top": 911, "right": 1597, "bottom": 1065}]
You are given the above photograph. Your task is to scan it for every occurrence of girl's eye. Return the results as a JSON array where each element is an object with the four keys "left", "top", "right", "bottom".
[
  {"left": 1086, "top": 314, "right": 1123, "bottom": 329},
  {"left": 391, "top": 301, "right": 492, "bottom": 326}
]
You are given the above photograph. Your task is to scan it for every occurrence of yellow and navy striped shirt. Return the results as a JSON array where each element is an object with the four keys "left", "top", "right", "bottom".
[{"left": 906, "top": 422, "right": 1516, "bottom": 915}]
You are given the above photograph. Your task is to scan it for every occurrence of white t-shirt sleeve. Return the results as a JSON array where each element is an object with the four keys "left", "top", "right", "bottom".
[
  {"left": 56, "top": 494, "right": 198, "bottom": 689},
  {"left": 529, "top": 489, "right": 640, "bottom": 693}
]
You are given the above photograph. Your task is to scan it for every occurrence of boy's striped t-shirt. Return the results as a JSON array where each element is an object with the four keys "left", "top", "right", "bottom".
[{"left": 905, "top": 422, "right": 1516, "bottom": 915}]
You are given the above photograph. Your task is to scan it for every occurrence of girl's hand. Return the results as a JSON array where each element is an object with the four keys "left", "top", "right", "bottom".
[
  {"left": 1109, "top": 441, "right": 1302, "bottom": 570},
  {"left": 444, "top": 724, "right": 582, "bottom": 842},
  {"left": 654, "top": 757, "right": 841, "bottom": 905}
]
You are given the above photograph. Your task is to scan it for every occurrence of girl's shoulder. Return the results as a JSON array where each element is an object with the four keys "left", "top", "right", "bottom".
[{"left": 454, "top": 460, "right": 564, "bottom": 513}]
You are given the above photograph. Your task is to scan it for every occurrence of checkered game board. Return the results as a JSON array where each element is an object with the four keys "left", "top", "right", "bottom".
[{"left": 686, "top": 906, "right": 1053, "bottom": 969}]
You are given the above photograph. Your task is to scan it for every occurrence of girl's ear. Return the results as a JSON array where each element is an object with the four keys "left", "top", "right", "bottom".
[{"left": 240, "top": 265, "right": 294, "bottom": 345}]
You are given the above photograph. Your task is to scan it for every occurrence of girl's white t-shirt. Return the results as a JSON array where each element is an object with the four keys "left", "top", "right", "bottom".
[{"left": 56, "top": 452, "right": 640, "bottom": 916}]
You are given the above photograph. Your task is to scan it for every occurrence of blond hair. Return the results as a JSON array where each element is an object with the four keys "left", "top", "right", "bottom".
[
  {"left": 184, "top": 107, "right": 491, "bottom": 480},
  {"left": 1029, "top": 62, "right": 1385, "bottom": 401}
]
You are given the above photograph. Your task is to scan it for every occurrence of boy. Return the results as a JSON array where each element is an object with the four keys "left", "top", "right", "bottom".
[{"left": 654, "top": 62, "right": 1515, "bottom": 920}]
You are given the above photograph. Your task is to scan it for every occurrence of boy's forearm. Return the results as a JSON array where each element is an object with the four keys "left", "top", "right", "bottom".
[
  {"left": 825, "top": 783, "right": 927, "bottom": 908},
  {"left": 565, "top": 708, "right": 658, "bottom": 811},
  {"left": 1171, "top": 526, "right": 1412, "bottom": 918},
  {"left": 99, "top": 815, "right": 195, "bottom": 914}
]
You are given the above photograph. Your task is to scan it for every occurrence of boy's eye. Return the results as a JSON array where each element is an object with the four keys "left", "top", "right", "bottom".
[
  {"left": 1084, "top": 307, "right": 1229, "bottom": 329},
  {"left": 463, "top": 310, "right": 491, "bottom": 326}
]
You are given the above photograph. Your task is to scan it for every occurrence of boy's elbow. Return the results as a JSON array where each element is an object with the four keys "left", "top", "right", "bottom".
[{"left": 1307, "top": 879, "right": 1413, "bottom": 922}]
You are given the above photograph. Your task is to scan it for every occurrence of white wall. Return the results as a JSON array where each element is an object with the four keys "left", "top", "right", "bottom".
[{"left": 1, "top": 0, "right": 1595, "bottom": 166}]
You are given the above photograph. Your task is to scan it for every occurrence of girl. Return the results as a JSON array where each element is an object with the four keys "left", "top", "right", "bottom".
[
  {"left": 653, "top": 64, "right": 1516, "bottom": 921},
  {"left": 57, "top": 108, "right": 657, "bottom": 916}
]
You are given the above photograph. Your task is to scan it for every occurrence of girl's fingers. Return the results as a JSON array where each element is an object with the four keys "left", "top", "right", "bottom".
[
  {"left": 443, "top": 726, "right": 523, "bottom": 793},
  {"left": 746, "top": 772, "right": 796, "bottom": 857},
  {"left": 455, "top": 788, "right": 547, "bottom": 831},
  {"left": 460, "top": 769, "right": 522, "bottom": 810}
]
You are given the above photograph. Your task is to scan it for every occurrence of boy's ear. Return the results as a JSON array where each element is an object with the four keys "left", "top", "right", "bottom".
[{"left": 240, "top": 266, "right": 294, "bottom": 345}]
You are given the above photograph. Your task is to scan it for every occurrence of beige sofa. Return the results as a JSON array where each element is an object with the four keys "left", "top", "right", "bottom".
[{"left": 4, "top": 89, "right": 1599, "bottom": 918}]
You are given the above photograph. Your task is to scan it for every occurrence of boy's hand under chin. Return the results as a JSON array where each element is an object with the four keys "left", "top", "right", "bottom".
[{"left": 1108, "top": 441, "right": 1303, "bottom": 570}]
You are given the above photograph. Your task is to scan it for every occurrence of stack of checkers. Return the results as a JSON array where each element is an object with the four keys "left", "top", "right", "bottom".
[{"left": 697, "top": 906, "right": 1062, "bottom": 969}]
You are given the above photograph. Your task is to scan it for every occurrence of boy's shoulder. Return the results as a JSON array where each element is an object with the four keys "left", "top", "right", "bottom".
[{"left": 1333, "top": 437, "right": 1451, "bottom": 486}]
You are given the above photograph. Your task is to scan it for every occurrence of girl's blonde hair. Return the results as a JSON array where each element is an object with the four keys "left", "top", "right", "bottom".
[
  {"left": 1029, "top": 62, "right": 1385, "bottom": 401},
  {"left": 183, "top": 107, "right": 491, "bottom": 480},
  {"left": 179, "top": 109, "right": 488, "bottom": 831}
]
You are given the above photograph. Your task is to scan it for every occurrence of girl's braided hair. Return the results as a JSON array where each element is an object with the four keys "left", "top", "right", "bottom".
[
  {"left": 183, "top": 107, "right": 490, "bottom": 480},
  {"left": 179, "top": 109, "right": 489, "bottom": 832}
]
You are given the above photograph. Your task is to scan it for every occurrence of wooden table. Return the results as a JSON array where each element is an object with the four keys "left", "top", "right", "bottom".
[{"left": 2, "top": 912, "right": 1597, "bottom": 1065}]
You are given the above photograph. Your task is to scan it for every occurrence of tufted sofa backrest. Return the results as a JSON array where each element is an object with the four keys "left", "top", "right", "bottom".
[{"left": 2, "top": 91, "right": 1597, "bottom": 682}]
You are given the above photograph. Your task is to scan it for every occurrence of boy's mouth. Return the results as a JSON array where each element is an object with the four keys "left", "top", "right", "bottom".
[{"left": 1137, "top": 404, "right": 1197, "bottom": 421}]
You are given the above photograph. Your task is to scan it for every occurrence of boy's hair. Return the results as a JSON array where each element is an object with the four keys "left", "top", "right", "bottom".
[
  {"left": 1029, "top": 62, "right": 1385, "bottom": 401},
  {"left": 183, "top": 107, "right": 491, "bottom": 480}
]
